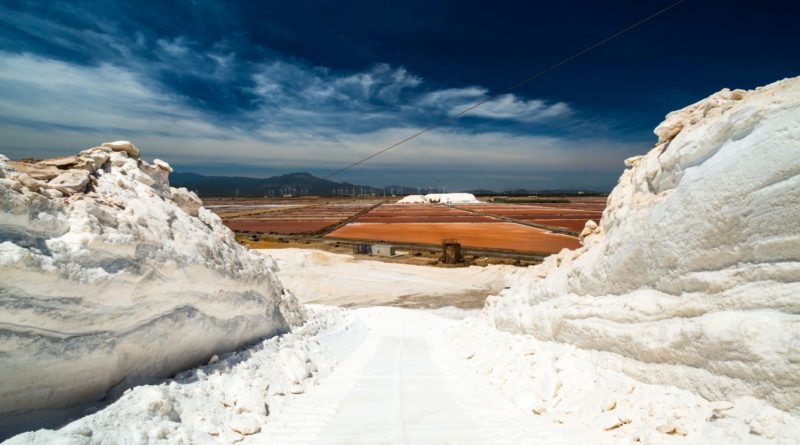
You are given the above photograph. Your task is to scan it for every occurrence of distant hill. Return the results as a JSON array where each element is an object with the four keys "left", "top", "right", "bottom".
[
  {"left": 461, "top": 189, "right": 496, "bottom": 196},
  {"left": 170, "top": 171, "right": 607, "bottom": 197},
  {"left": 170, "top": 171, "right": 416, "bottom": 197}
]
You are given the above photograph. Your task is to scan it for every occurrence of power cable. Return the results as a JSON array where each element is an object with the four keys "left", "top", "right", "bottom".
[{"left": 323, "top": 0, "right": 687, "bottom": 180}]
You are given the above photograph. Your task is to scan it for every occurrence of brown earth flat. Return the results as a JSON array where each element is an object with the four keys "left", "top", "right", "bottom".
[
  {"left": 225, "top": 220, "right": 335, "bottom": 234},
  {"left": 327, "top": 222, "right": 580, "bottom": 253},
  {"left": 453, "top": 204, "right": 602, "bottom": 230},
  {"left": 507, "top": 212, "right": 603, "bottom": 219},
  {"left": 364, "top": 211, "right": 469, "bottom": 217},
  {"left": 464, "top": 207, "right": 600, "bottom": 217},
  {"left": 525, "top": 218, "right": 593, "bottom": 231},
  {"left": 356, "top": 216, "right": 494, "bottom": 223},
  {"left": 536, "top": 204, "right": 607, "bottom": 211},
  {"left": 364, "top": 209, "right": 476, "bottom": 217},
  {"left": 235, "top": 216, "right": 348, "bottom": 221}
]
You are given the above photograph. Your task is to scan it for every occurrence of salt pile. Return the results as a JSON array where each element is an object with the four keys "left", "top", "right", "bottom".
[
  {"left": 0, "top": 142, "right": 304, "bottom": 426},
  {"left": 489, "top": 76, "right": 800, "bottom": 417},
  {"left": 396, "top": 194, "right": 427, "bottom": 204},
  {"left": 396, "top": 192, "right": 480, "bottom": 204},
  {"left": 5, "top": 306, "right": 345, "bottom": 445}
]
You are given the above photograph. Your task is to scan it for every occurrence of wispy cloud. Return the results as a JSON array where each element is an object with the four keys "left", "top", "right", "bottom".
[
  {"left": 0, "top": 50, "right": 629, "bottom": 173},
  {"left": 418, "top": 88, "right": 571, "bottom": 122},
  {"left": 0, "top": 53, "right": 220, "bottom": 137},
  {"left": 0, "top": 3, "right": 640, "bottom": 190}
]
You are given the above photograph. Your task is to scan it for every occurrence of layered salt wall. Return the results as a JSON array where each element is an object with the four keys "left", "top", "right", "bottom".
[
  {"left": 489, "top": 77, "right": 800, "bottom": 414},
  {"left": 0, "top": 142, "right": 304, "bottom": 421}
]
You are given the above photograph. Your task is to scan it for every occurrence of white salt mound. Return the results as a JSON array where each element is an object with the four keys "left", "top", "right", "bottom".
[
  {"left": 0, "top": 142, "right": 304, "bottom": 421},
  {"left": 489, "top": 77, "right": 800, "bottom": 414},
  {"left": 396, "top": 194, "right": 427, "bottom": 204},
  {"left": 396, "top": 192, "right": 479, "bottom": 204}
]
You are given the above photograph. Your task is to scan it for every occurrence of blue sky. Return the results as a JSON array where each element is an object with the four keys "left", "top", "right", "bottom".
[{"left": 0, "top": 0, "right": 798, "bottom": 191}]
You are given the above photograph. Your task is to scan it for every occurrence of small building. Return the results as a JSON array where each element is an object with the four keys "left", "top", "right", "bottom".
[
  {"left": 441, "top": 239, "right": 462, "bottom": 264},
  {"left": 370, "top": 244, "right": 396, "bottom": 257},
  {"left": 352, "top": 243, "right": 371, "bottom": 255}
]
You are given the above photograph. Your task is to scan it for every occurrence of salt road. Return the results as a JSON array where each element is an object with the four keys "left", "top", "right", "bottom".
[{"left": 247, "top": 308, "right": 581, "bottom": 445}]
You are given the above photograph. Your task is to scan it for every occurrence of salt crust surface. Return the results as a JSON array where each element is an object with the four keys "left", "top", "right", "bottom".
[
  {"left": 9, "top": 306, "right": 799, "bottom": 444},
  {"left": 263, "top": 248, "right": 514, "bottom": 307},
  {"left": 0, "top": 142, "right": 304, "bottom": 419},
  {"left": 489, "top": 77, "right": 800, "bottom": 415}
]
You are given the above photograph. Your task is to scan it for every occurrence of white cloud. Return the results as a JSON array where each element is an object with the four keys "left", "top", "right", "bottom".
[
  {"left": 0, "top": 5, "right": 642, "bottom": 189},
  {"left": 418, "top": 88, "right": 570, "bottom": 122},
  {"left": 0, "top": 51, "right": 638, "bottom": 189},
  {"left": 157, "top": 36, "right": 192, "bottom": 57},
  {"left": 0, "top": 52, "right": 223, "bottom": 138},
  {"left": 418, "top": 87, "right": 486, "bottom": 107},
  {"left": 250, "top": 62, "right": 422, "bottom": 109},
  {"left": 467, "top": 94, "right": 571, "bottom": 121}
]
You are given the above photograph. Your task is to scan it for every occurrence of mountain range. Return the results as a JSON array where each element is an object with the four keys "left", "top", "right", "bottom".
[
  {"left": 170, "top": 172, "right": 605, "bottom": 197},
  {"left": 170, "top": 172, "right": 418, "bottom": 197}
]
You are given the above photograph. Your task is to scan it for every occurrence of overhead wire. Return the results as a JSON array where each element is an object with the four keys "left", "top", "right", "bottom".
[{"left": 323, "top": 0, "right": 687, "bottom": 180}]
